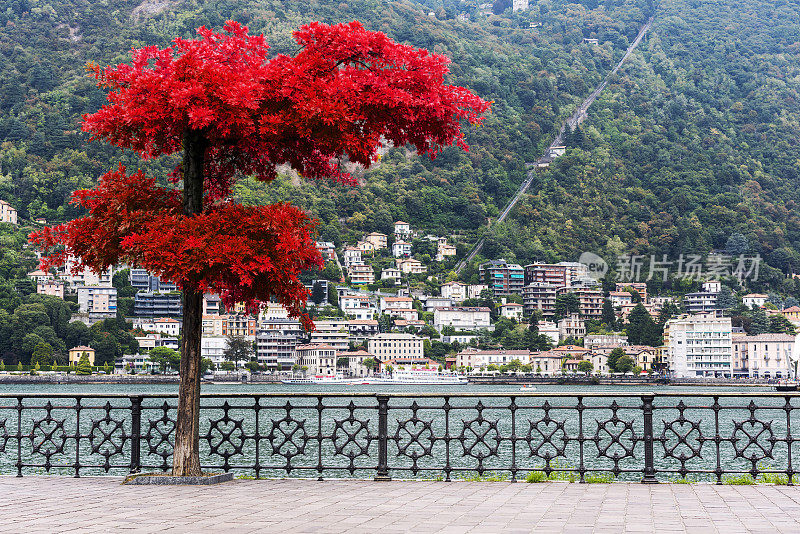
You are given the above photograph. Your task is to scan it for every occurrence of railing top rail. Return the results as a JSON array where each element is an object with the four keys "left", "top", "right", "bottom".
[{"left": 0, "top": 391, "right": 796, "bottom": 399}]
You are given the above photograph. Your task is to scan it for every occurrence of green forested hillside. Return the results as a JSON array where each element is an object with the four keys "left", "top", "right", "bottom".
[{"left": 1, "top": 0, "right": 800, "bottom": 293}]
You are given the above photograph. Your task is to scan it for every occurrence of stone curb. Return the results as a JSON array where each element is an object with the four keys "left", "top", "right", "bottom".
[{"left": 122, "top": 472, "right": 234, "bottom": 485}]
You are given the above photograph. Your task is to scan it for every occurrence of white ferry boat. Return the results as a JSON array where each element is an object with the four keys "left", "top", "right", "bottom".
[
  {"left": 281, "top": 375, "right": 363, "bottom": 385},
  {"left": 357, "top": 369, "right": 468, "bottom": 385}
]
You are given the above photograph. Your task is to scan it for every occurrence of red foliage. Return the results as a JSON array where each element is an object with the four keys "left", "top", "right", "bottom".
[{"left": 32, "top": 21, "right": 489, "bottom": 328}]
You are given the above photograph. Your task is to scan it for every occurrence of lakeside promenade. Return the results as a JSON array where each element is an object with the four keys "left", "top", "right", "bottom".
[{"left": 3, "top": 477, "right": 799, "bottom": 533}]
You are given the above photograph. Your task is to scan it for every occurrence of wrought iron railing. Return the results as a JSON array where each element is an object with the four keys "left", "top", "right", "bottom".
[{"left": 1, "top": 393, "right": 798, "bottom": 483}]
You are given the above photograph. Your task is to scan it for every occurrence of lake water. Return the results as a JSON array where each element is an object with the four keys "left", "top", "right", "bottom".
[{"left": 0, "top": 383, "right": 794, "bottom": 482}]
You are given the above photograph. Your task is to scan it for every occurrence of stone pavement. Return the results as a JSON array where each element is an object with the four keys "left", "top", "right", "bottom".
[{"left": 2, "top": 477, "right": 800, "bottom": 533}]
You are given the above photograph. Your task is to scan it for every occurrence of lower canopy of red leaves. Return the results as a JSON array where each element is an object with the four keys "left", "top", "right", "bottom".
[{"left": 31, "top": 167, "right": 322, "bottom": 328}]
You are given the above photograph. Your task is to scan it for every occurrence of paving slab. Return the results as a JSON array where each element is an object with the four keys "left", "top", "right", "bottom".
[{"left": 1, "top": 477, "right": 799, "bottom": 533}]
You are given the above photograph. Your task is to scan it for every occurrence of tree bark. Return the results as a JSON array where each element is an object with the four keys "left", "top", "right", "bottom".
[{"left": 173, "top": 130, "right": 207, "bottom": 476}]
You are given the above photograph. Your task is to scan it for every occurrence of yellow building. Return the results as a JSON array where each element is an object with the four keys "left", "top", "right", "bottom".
[{"left": 69, "top": 346, "right": 96, "bottom": 366}]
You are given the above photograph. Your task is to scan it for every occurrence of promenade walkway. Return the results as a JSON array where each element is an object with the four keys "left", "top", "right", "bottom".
[{"left": 3, "top": 477, "right": 799, "bottom": 533}]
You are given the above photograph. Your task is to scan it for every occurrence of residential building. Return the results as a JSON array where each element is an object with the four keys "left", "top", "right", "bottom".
[
  {"left": 343, "top": 247, "right": 362, "bottom": 268},
  {"left": 455, "top": 349, "right": 530, "bottom": 369},
  {"left": 537, "top": 321, "right": 560, "bottom": 346},
  {"left": 552, "top": 345, "right": 590, "bottom": 360},
  {"left": 467, "top": 284, "right": 488, "bottom": 299},
  {"left": 529, "top": 351, "right": 565, "bottom": 375},
  {"left": 649, "top": 296, "right": 674, "bottom": 312},
  {"left": 665, "top": 313, "right": 733, "bottom": 378},
  {"left": 743, "top": 293, "right": 768, "bottom": 308},
  {"left": 259, "top": 317, "right": 304, "bottom": 340},
  {"left": 340, "top": 294, "right": 376, "bottom": 320},
  {"left": 396, "top": 258, "right": 427, "bottom": 275},
  {"left": 77, "top": 285, "right": 117, "bottom": 322},
  {"left": 588, "top": 351, "right": 609, "bottom": 375},
  {"left": 480, "top": 260, "right": 525, "bottom": 297},
  {"left": 133, "top": 291, "right": 182, "bottom": 318},
  {"left": 28, "top": 269, "right": 52, "bottom": 284},
  {"left": 339, "top": 349, "right": 377, "bottom": 377},
  {"left": 558, "top": 287, "right": 603, "bottom": 318},
  {"left": 115, "top": 353, "right": 155, "bottom": 374},
  {"left": 392, "top": 240, "right": 412, "bottom": 258},
  {"left": 583, "top": 37, "right": 599, "bottom": 45},
  {"left": 609, "top": 291, "right": 634, "bottom": 307},
  {"left": 135, "top": 332, "right": 179, "bottom": 351},
  {"left": 436, "top": 243, "right": 457, "bottom": 262},
  {"left": 223, "top": 314, "right": 257, "bottom": 338},
  {"left": 0, "top": 199, "right": 18, "bottom": 224},
  {"left": 558, "top": 314, "right": 585, "bottom": 341},
  {"left": 365, "top": 232, "right": 387, "bottom": 250},
  {"left": 615, "top": 282, "right": 648, "bottom": 302},
  {"left": 130, "top": 269, "right": 177, "bottom": 292},
  {"left": 201, "top": 336, "right": 229, "bottom": 366},
  {"left": 783, "top": 306, "right": 800, "bottom": 323},
  {"left": 68, "top": 346, "right": 95, "bottom": 366},
  {"left": 381, "top": 268, "right": 402, "bottom": 283},
  {"left": 348, "top": 320, "right": 380, "bottom": 343},
  {"left": 684, "top": 291, "right": 719, "bottom": 314},
  {"left": 380, "top": 296, "right": 414, "bottom": 312},
  {"left": 59, "top": 257, "right": 113, "bottom": 289},
  {"left": 499, "top": 302, "right": 523, "bottom": 320},
  {"left": 524, "top": 262, "right": 589, "bottom": 288},
  {"left": 584, "top": 334, "right": 628, "bottom": 350},
  {"left": 295, "top": 344, "right": 339, "bottom": 376},
  {"left": 315, "top": 241, "right": 337, "bottom": 262},
  {"left": 732, "top": 334, "right": 795, "bottom": 378},
  {"left": 203, "top": 293, "right": 222, "bottom": 315},
  {"left": 441, "top": 281, "right": 467, "bottom": 303},
  {"left": 202, "top": 315, "right": 225, "bottom": 337},
  {"left": 433, "top": 307, "right": 491, "bottom": 330},
  {"left": 624, "top": 345, "right": 657, "bottom": 372},
  {"left": 348, "top": 264, "right": 374, "bottom": 285},
  {"left": 136, "top": 317, "right": 181, "bottom": 336},
  {"left": 256, "top": 330, "right": 297, "bottom": 370},
  {"left": 424, "top": 296, "right": 453, "bottom": 312},
  {"left": 512, "top": 0, "right": 529, "bottom": 11},
  {"left": 309, "top": 326, "right": 350, "bottom": 351},
  {"left": 367, "top": 333, "right": 424, "bottom": 361},
  {"left": 523, "top": 282, "right": 558, "bottom": 316},
  {"left": 37, "top": 280, "right": 65, "bottom": 299},
  {"left": 394, "top": 221, "right": 411, "bottom": 240},
  {"left": 356, "top": 240, "right": 375, "bottom": 253}
]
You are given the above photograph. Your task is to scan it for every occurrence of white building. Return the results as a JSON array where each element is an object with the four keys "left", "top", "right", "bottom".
[
  {"left": 367, "top": 333, "right": 424, "bottom": 361},
  {"left": 348, "top": 264, "right": 374, "bottom": 285},
  {"left": 365, "top": 232, "right": 387, "bottom": 250},
  {"left": 584, "top": 334, "right": 628, "bottom": 350},
  {"left": 529, "top": 351, "right": 564, "bottom": 375},
  {"left": 392, "top": 240, "right": 412, "bottom": 258},
  {"left": 0, "top": 200, "right": 18, "bottom": 225},
  {"left": 732, "top": 333, "right": 795, "bottom": 378},
  {"left": 339, "top": 294, "right": 376, "bottom": 320},
  {"left": 433, "top": 307, "right": 491, "bottom": 330},
  {"left": 201, "top": 336, "right": 229, "bottom": 366},
  {"left": 537, "top": 321, "right": 559, "bottom": 346},
  {"left": 455, "top": 349, "right": 530, "bottom": 369},
  {"left": 309, "top": 326, "right": 350, "bottom": 351},
  {"left": 499, "top": 303, "right": 523, "bottom": 320},
  {"left": 665, "top": 313, "right": 733, "bottom": 378},
  {"left": 424, "top": 296, "right": 453, "bottom": 312},
  {"left": 77, "top": 285, "right": 117, "bottom": 322},
  {"left": 512, "top": 0, "right": 529, "bottom": 11},
  {"left": 256, "top": 330, "right": 297, "bottom": 370},
  {"left": 394, "top": 221, "right": 411, "bottom": 240},
  {"left": 137, "top": 317, "right": 181, "bottom": 336},
  {"left": 381, "top": 268, "right": 402, "bottom": 283},
  {"left": 742, "top": 293, "right": 768, "bottom": 308},
  {"left": 436, "top": 243, "right": 457, "bottom": 262},
  {"left": 441, "top": 281, "right": 467, "bottom": 303},
  {"left": 380, "top": 296, "right": 414, "bottom": 312},
  {"left": 339, "top": 349, "right": 377, "bottom": 377},
  {"left": 343, "top": 246, "right": 362, "bottom": 268},
  {"left": 468, "top": 284, "right": 488, "bottom": 299},
  {"left": 295, "top": 344, "right": 338, "bottom": 376},
  {"left": 558, "top": 314, "right": 585, "bottom": 341},
  {"left": 396, "top": 258, "right": 426, "bottom": 275}
]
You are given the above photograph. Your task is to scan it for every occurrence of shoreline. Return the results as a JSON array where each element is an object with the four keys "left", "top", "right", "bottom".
[{"left": 0, "top": 374, "right": 781, "bottom": 388}]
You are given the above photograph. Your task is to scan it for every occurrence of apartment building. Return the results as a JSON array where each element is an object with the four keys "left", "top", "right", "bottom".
[
  {"left": 455, "top": 349, "right": 530, "bottom": 369},
  {"left": 134, "top": 291, "right": 182, "bottom": 318},
  {"left": 77, "top": 285, "right": 117, "bottom": 322},
  {"left": 348, "top": 264, "right": 375, "bottom": 285},
  {"left": 522, "top": 282, "right": 558, "bottom": 316},
  {"left": 441, "top": 281, "right": 467, "bottom": 303},
  {"left": 365, "top": 232, "right": 387, "bottom": 250},
  {"left": 37, "top": 280, "right": 65, "bottom": 299},
  {"left": 343, "top": 247, "right": 362, "bottom": 268},
  {"left": 367, "top": 333, "right": 424, "bottom": 361},
  {"left": 732, "top": 333, "right": 795, "bottom": 378},
  {"left": 0, "top": 199, "right": 17, "bottom": 224},
  {"left": 433, "top": 307, "right": 491, "bottom": 330},
  {"left": 480, "top": 260, "right": 524, "bottom": 297},
  {"left": 130, "top": 269, "right": 177, "bottom": 292},
  {"left": 396, "top": 258, "right": 427, "bottom": 274},
  {"left": 392, "top": 240, "right": 412, "bottom": 258},
  {"left": 256, "top": 330, "right": 297, "bottom": 370},
  {"left": 557, "top": 314, "right": 585, "bottom": 341},
  {"left": 295, "top": 344, "right": 339, "bottom": 376},
  {"left": 665, "top": 313, "right": 733, "bottom": 378}
]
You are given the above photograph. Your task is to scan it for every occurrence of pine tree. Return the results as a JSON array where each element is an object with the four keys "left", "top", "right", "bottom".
[{"left": 76, "top": 354, "right": 92, "bottom": 375}]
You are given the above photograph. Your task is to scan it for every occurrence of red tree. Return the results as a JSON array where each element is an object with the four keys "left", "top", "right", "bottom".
[{"left": 32, "top": 21, "right": 489, "bottom": 476}]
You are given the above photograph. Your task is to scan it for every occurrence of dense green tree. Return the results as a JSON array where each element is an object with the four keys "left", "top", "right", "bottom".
[
  {"left": 30, "top": 342, "right": 52, "bottom": 367},
  {"left": 601, "top": 298, "right": 616, "bottom": 329},
  {"left": 749, "top": 307, "right": 770, "bottom": 335},
  {"left": 75, "top": 353, "right": 92, "bottom": 375},
  {"left": 224, "top": 336, "right": 253, "bottom": 369},
  {"left": 607, "top": 347, "right": 625, "bottom": 373},
  {"left": 626, "top": 304, "right": 661, "bottom": 346}
]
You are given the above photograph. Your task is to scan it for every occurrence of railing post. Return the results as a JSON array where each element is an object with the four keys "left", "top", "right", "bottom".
[
  {"left": 130, "top": 396, "right": 142, "bottom": 474},
  {"left": 374, "top": 395, "right": 391, "bottom": 481},
  {"left": 641, "top": 394, "right": 658, "bottom": 484}
]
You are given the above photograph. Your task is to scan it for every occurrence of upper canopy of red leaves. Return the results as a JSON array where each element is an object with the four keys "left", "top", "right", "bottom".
[{"left": 83, "top": 20, "right": 490, "bottom": 200}]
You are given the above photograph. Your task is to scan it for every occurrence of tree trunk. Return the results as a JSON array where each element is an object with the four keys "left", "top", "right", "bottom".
[{"left": 173, "top": 130, "right": 207, "bottom": 476}]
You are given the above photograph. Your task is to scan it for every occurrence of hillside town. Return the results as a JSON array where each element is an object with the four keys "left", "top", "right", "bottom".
[{"left": 13, "top": 215, "right": 800, "bottom": 381}]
